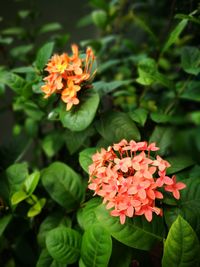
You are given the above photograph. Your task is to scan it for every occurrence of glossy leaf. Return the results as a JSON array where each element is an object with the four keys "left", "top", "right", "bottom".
[
  {"left": 162, "top": 216, "right": 200, "bottom": 267},
  {"left": 42, "top": 132, "right": 64, "bottom": 158},
  {"left": 46, "top": 227, "right": 82, "bottom": 264},
  {"left": 149, "top": 126, "right": 174, "bottom": 155},
  {"left": 77, "top": 198, "right": 101, "bottom": 230},
  {"left": 79, "top": 147, "right": 97, "bottom": 173},
  {"left": 166, "top": 155, "right": 194, "bottom": 175},
  {"left": 81, "top": 224, "right": 112, "bottom": 267},
  {"left": 27, "top": 198, "right": 46, "bottom": 217},
  {"left": 39, "top": 23, "right": 62, "bottom": 34},
  {"left": 180, "top": 81, "right": 200, "bottom": 102},
  {"left": 41, "top": 162, "right": 84, "bottom": 210},
  {"left": 24, "top": 171, "right": 40, "bottom": 195},
  {"left": 92, "top": 10, "right": 108, "bottom": 29},
  {"left": 95, "top": 204, "right": 164, "bottom": 250},
  {"left": 11, "top": 190, "right": 28, "bottom": 205},
  {"left": 164, "top": 178, "right": 200, "bottom": 235},
  {"left": 6, "top": 162, "right": 28, "bottom": 196},
  {"left": 36, "top": 248, "right": 67, "bottom": 267},
  {"left": 35, "top": 42, "right": 54, "bottom": 71},
  {"left": 96, "top": 112, "right": 141, "bottom": 143},
  {"left": 37, "top": 212, "right": 71, "bottom": 247},
  {"left": 59, "top": 91, "right": 99, "bottom": 131}
]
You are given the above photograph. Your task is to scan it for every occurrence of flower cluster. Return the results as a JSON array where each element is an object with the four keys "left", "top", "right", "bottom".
[
  {"left": 41, "top": 44, "right": 96, "bottom": 111},
  {"left": 88, "top": 139, "right": 186, "bottom": 224}
]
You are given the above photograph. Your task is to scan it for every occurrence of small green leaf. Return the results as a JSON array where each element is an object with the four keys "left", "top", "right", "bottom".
[
  {"left": 65, "top": 127, "right": 94, "bottom": 154},
  {"left": 11, "top": 190, "right": 28, "bottom": 205},
  {"left": 162, "top": 19, "right": 188, "bottom": 53},
  {"left": 92, "top": 10, "right": 108, "bottom": 29},
  {"left": 24, "top": 171, "right": 40, "bottom": 195},
  {"left": 81, "top": 224, "right": 112, "bottom": 267},
  {"left": 0, "top": 214, "right": 12, "bottom": 237},
  {"left": 35, "top": 42, "right": 54, "bottom": 71},
  {"left": 39, "top": 23, "right": 62, "bottom": 34},
  {"left": 27, "top": 198, "right": 46, "bottom": 217},
  {"left": 79, "top": 148, "right": 97, "bottom": 173},
  {"left": 96, "top": 204, "right": 164, "bottom": 250},
  {"left": 59, "top": 90, "right": 99, "bottom": 131},
  {"left": 41, "top": 162, "right": 84, "bottom": 210},
  {"left": 129, "top": 108, "right": 148, "bottom": 126},
  {"left": 180, "top": 81, "right": 200, "bottom": 102},
  {"left": 46, "top": 227, "right": 82, "bottom": 264},
  {"left": 96, "top": 112, "right": 141, "bottom": 143},
  {"left": 136, "top": 58, "right": 173, "bottom": 88},
  {"left": 162, "top": 216, "right": 200, "bottom": 267},
  {"left": 42, "top": 132, "right": 64, "bottom": 158},
  {"left": 181, "top": 46, "right": 200, "bottom": 75}
]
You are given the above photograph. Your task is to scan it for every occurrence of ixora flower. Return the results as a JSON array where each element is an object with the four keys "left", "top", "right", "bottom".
[
  {"left": 88, "top": 139, "right": 186, "bottom": 224},
  {"left": 41, "top": 44, "right": 96, "bottom": 111}
]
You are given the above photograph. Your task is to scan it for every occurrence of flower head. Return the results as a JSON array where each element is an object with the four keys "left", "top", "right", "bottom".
[
  {"left": 41, "top": 44, "right": 96, "bottom": 110},
  {"left": 88, "top": 139, "right": 186, "bottom": 224}
]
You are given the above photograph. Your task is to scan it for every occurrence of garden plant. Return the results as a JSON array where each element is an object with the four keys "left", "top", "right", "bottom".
[{"left": 0, "top": 0, "right": 200, "bottom": 266}]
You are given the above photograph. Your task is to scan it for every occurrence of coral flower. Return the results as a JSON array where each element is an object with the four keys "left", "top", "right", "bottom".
[
  {"left": 41, "top": 44, "right": 96, "bottom": 110},
  {"left": 88, "top": 139, "right": 186, "bottom": 224}
]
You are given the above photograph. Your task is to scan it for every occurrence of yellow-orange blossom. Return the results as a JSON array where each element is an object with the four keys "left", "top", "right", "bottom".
[{"left": 41, "top": 44, "right": 96, "bottom": 111}]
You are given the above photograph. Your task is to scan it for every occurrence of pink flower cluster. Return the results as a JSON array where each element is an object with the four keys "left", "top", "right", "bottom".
[{"left": 88, "top": 139, "right": 186, "bottom": 224}]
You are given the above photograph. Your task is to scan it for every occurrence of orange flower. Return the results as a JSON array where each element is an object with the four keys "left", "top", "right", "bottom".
[{"left": 41, "top": 44, "right": 96, "bottom": 110}]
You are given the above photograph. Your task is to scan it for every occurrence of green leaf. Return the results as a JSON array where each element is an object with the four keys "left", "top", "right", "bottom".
[
  {"left": 79, "top": 148, "right": 97, "bottom": 173},
  {"left": 96, "top": 204, "right": 164, "bottom": 250},
  {"left": 180, "top": 81, "right": 200, "bottom": 102},
  {"left": 6, "top": 162, "right": 28, "bottom": 196},
  {"left": 181, "top": 46, "right": 200, "bottom": 75},
  {"left": 11, "top": 66, "right": 35, "bottom": 73},
  {"left": 162, "top": 19, "right": 188, "bottom": 53},
  {"left": 35, "top": 42, "right": 54, "bottom": 71},
  {"left": 98, "top": 59, "right": 121, "bottom": 74},
  {"left": 10, "top": 44, "right": 33, "bottom": 59},
  {"left": 36, "top": 249, "right": 67, "bottom": 267},
  {"left": 11, "top": 190, "right": 28, "bottom": 205},
  {"left": 24, "top": 171, "right": 40, "bottom": 195},
  {"left": 77, "top": 198, "right": 101, "bottom": 230},
  {"left": 37, "top": 212, "right": 71, "bottom": 247},
  {"left": 129, "top": 108, "right": 148, "bottom": 126},
  {"left": 149, "top": 126, "right": 174, "bottom": 155},
  {"left": 96, "top": 112, "right": 141, "bottom": 143},
  {"left": 2, "top": 27, "right": 25, "bottom": 35},
  {"left": 59, "top": 90, "right": 99, "bottom": 131},
  {"left": 0, "top": 214, "right": 12, "bottom": 236},
  {"left": 0, "top": 71, "right": 26, "bottom": 94},
  {"left": 41, "top": 162, "right": 84, "bottom": 210},
  {"left": 136, "top": 58, "right": 173, "bottom": 88},
  {"left": 162, "top": 216, "right": 200, "bottom": 267},
  {"left": 81, "top": 224, "right": 112, "bottom": 267},
  {"left": 39, "top": 23, "right": 62, "bottom": 34},
  {"left": 93, "top": 80, "right": 132, "bottom": 96},
  {"left": 65, "top": 127, "right": 94, "bottom": 154},
  {"left": 92, "top": 10, "right": 108, "bottom": 29},
  {"left": 166, "top": 155, "right": 195, "bottom": 175},
  {"left": 150, "top": 112, "right": 171, "bottom": 123},
  {"left": 14, "top": 100, "right": 45, "bottom": 120},
  {"left": 27, "top": 198, "right": 46, "bottom": 217},
  {"left": 46, "top": 227, "right": 82, "bottom": 264},
  {"left": 164, "top": 178, "right": 200, "bottom": 235},
  {"left": 42, "top": 132, "right": 64, "bottom": 158}
]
